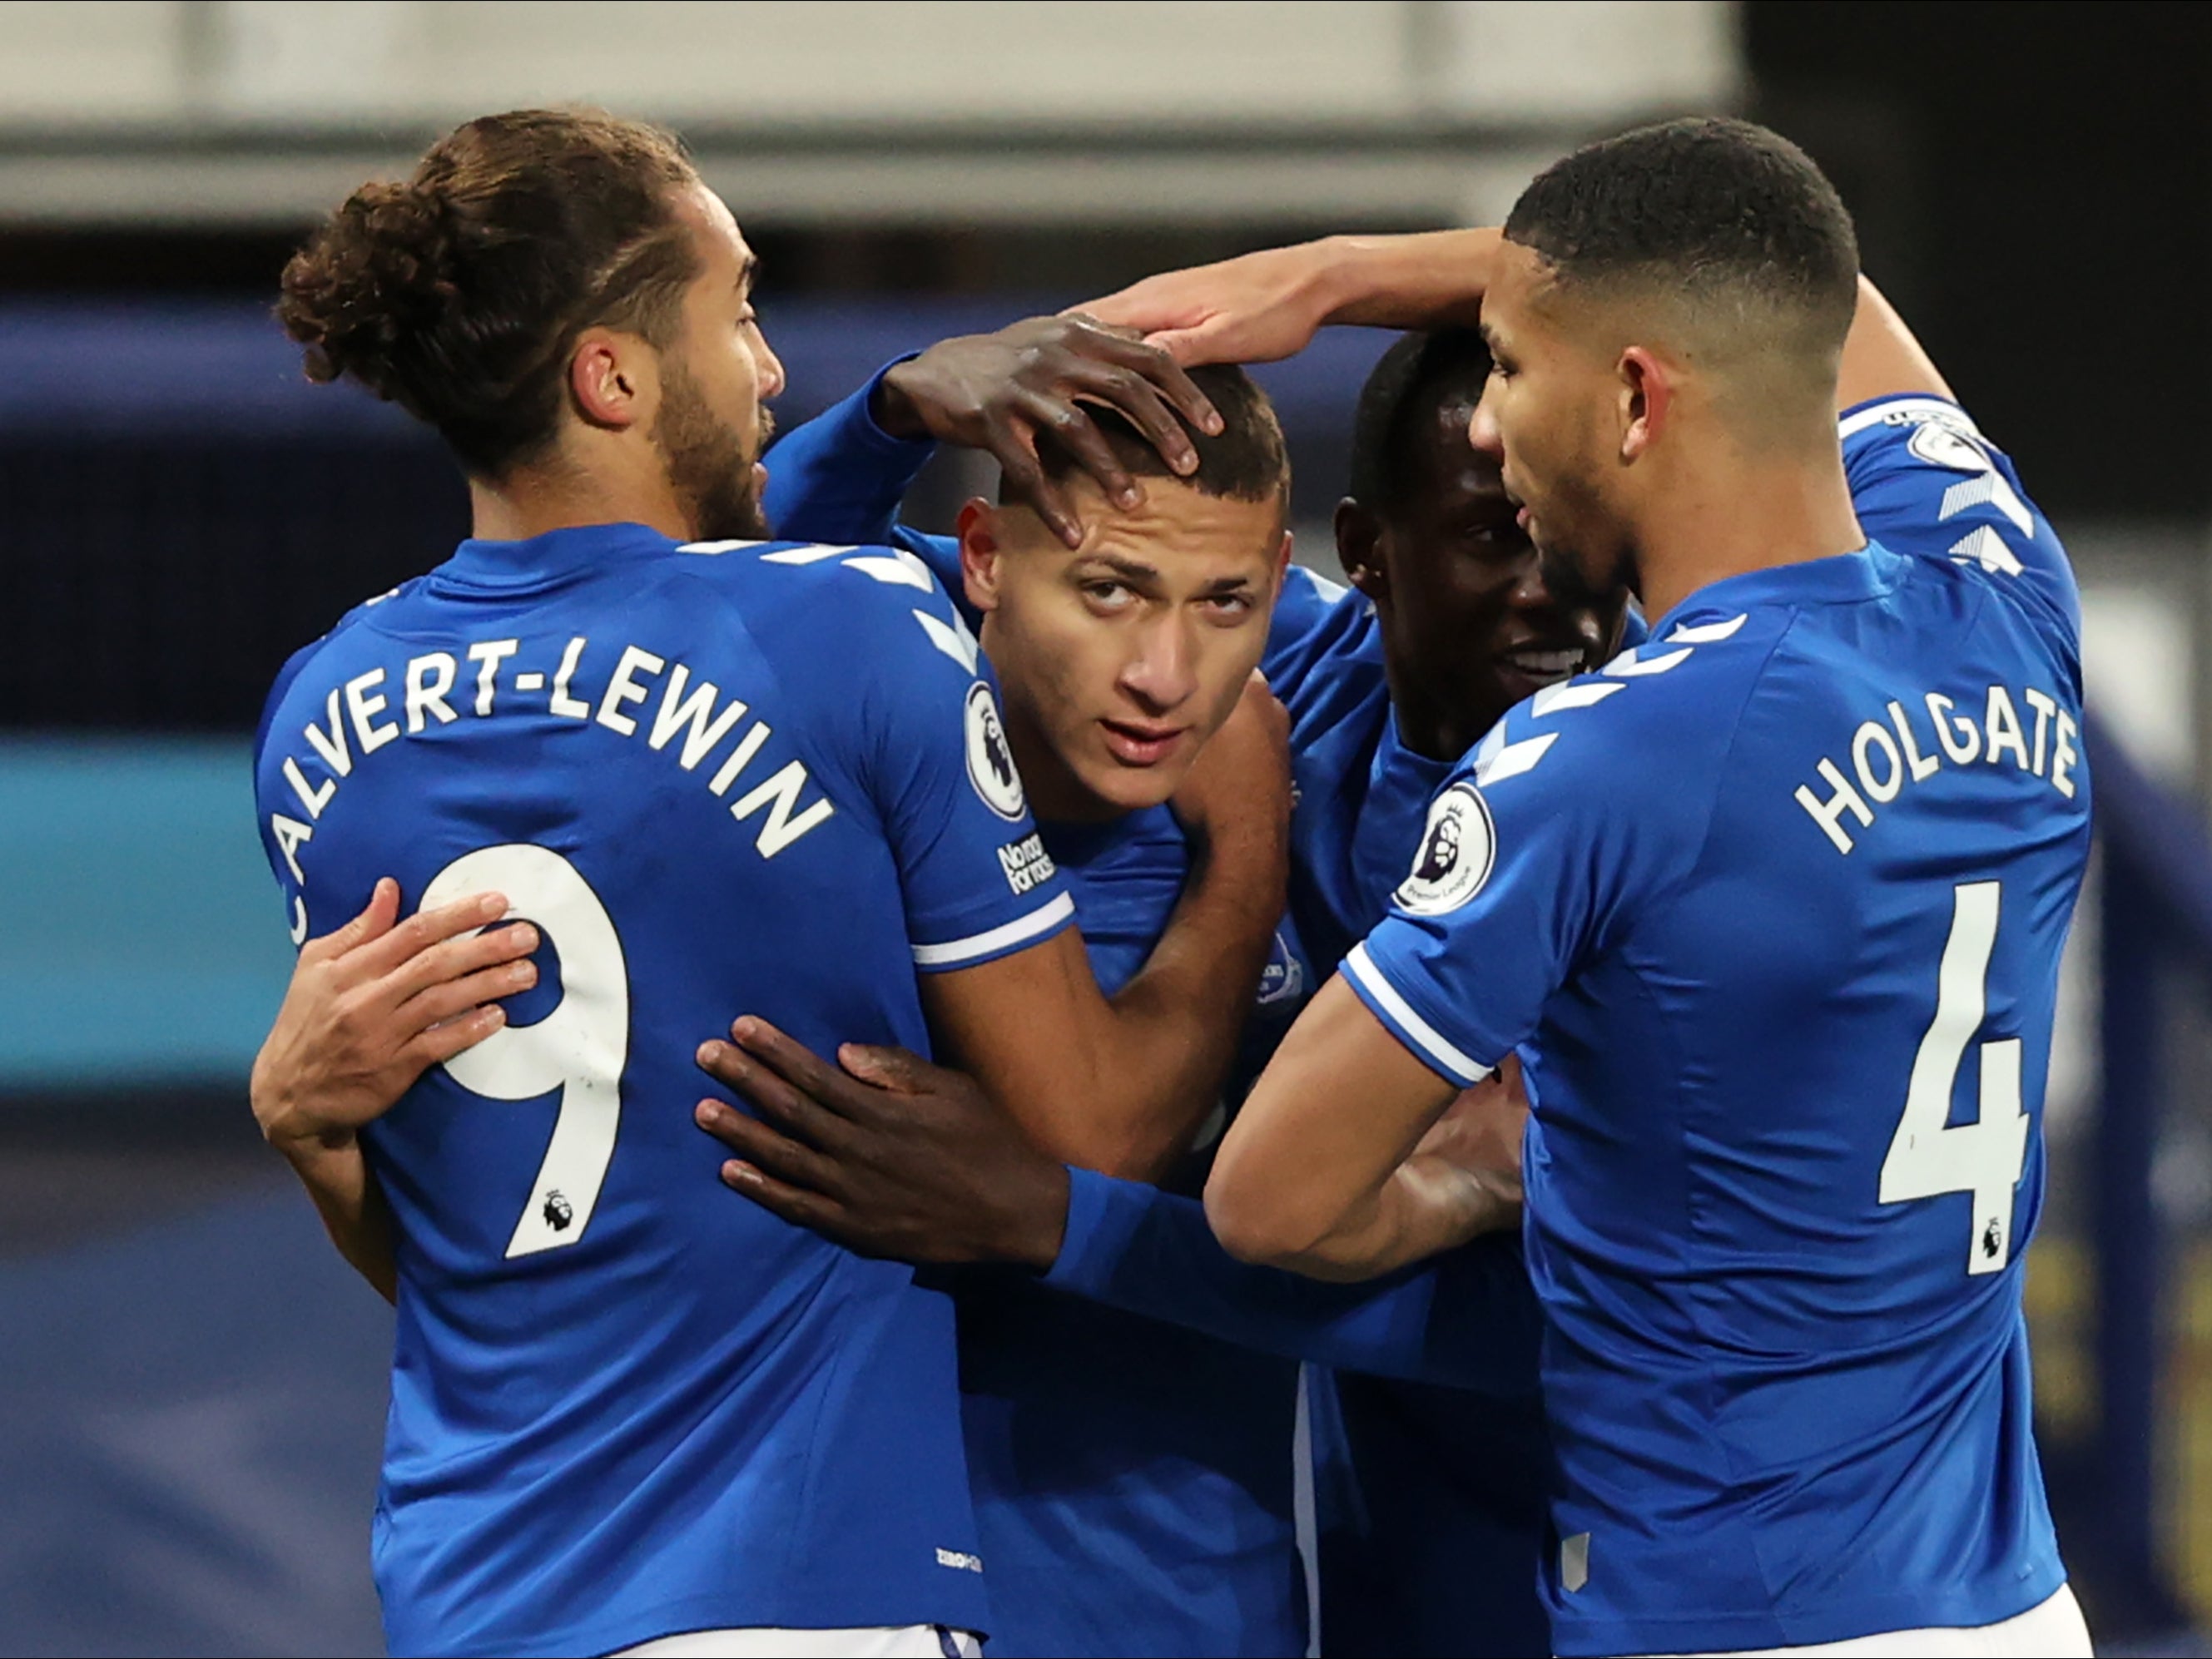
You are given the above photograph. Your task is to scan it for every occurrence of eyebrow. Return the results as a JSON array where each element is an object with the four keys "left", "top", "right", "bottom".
[
  {"left": 1079, "top": 552, "right": 1256, "bottom": 597},
  {"left": 737, "top": 253, "right": 760, "bottom": 292}
]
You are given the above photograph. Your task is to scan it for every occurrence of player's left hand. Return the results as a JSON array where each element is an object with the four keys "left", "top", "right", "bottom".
[
  {"left": 874, "top": 314, "right": 1225, "bottom": 547},
  {"left": 695, "top": 1016, "right": 1073, "bottom": 1270},
  {"left": 1401, "top": 1052, "right": 1528, "bottom": 1236}
]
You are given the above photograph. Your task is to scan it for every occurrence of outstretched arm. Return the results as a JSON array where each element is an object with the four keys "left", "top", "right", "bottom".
[
  {"left": 1835, "top": 276, "right": 1952, "bottom": 412},
  {"left": 251, "top": 879, "right": 536, "bottom": 1300},
  {"left": 1084, "top": 230, "right": 1507, "bottom": 365},
  {"left": 691, "top": 1018, "right": 1538, "bottom": 1394},
  {"left": 765, "top": 316, "right": 1226, "bottom": 550}
]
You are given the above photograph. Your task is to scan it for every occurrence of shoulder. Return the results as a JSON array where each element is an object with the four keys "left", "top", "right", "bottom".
[
  {"left": 254, "top": 577, "right": 431, "bottom": 755},
  {"left": 667, "top": 536, "right": 986, "bottom": 688},
  {"left": 1264, "top": 563, "right": 1379, "bottom": 700},
  {"left": 1838, "top": 395, "right": 2078, "bottom": 639},
  {"left": 1475, "top": 607, "right": 1780, "bottom": 794}
]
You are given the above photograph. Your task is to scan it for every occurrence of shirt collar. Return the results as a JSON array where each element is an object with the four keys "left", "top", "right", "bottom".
[
  {"left": 434, "top": 521, "right": 680, "bottom": 591},
  {"left": 1650, "top": 539, "right": 1906, "bottom": 634}
]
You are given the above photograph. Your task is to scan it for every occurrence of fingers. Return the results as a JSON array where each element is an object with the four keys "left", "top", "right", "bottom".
[
  {"left": 717, "top": 1157, "right": 860, "bottom": 1250},
  {"left": 401, "top": 1003, "right": 508, "bottom": 1070},
  {"left": 697, "top": 1035, "right": 851, "bottom": 1151},
  {"left": 1047, "top": 362, "right": 1196, "bottom": 478},
  {"left": 305, "top": 876, "right": 402, "bottom": 963},
  {"left": 1024, "top": 393, "right": 1140, "bottom": 513},
  {"left": 836, "top": 1042, "right": 936, "bottom": 1092},
  {"left": 695, "top": 1098, "right": 844, "bottom": 1196},
  {"left": 394, "top": 956, "right": 538, "bottom": 1033},
  {"left": 990, "top": 430, "right": 1086, "bottom": 549},
  {"left": 384, "top": 917, "right": 539, "bottom": 1008},
  {"left": 730, "top": 1017, "right": 886, "bottom": 1122},
  {"left": 1059, "top": 328, "right": 1223, "bottom": 441},
  {"left": 355, "top": 889, "right": 512, "bottom": 981}
]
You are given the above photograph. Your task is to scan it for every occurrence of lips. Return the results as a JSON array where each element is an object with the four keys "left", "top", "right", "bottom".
[
  {"left": 1495, "top": 643, "right": 1592, "bottom": 696},
  {"left": 1099, "top": 718, "right": 1188, "bottom": 767}
]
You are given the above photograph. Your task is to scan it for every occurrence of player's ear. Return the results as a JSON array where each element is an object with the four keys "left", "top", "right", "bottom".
[
  {"left": 956, "top": 498, "right": 1005, "bottom": 613},
  {"left": 568, "top": 327, "right": 653, "bottom": 433},
  {"left": 1337, "top": 498, "right": 1388, "bottom": 602},
  {"left": 1618, "top": 346, "right": 1669, "bottom": 463}
]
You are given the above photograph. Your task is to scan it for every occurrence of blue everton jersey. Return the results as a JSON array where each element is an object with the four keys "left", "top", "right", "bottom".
[
  {"left": 1343, "top": 395, "right": 2086, "bottom": 1654},
  {"left": 766, "top": 382, "right": 1308, "bottom": 1657},
  {"left": 251, "top": 522, "right": 1077, "bottom": 1657},
  {"left": 952, "top": 817, "right": 1306, "bottom": 1658},
  {"left": 1262, "top": 564, "right": 1557, "bottom": 1659}
]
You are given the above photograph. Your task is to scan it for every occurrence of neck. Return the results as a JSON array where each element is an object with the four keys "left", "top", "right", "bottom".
[
  {"left": 469, "top": 453, "right": 692, "bottom": 543},
  {"left": 1629, "top": 426, "right": 1863, "bottom": 622},
  {"left": 1381, "top": 657, "right": 1491, "bottom": 764}
]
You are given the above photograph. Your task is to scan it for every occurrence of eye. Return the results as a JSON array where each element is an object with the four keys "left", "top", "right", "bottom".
[
  {"left": 1081, "top": 581, "right": 1135, "bottom": 612},
  {"left": 1200, "top": 594, "right": 1254, "bottom": 622}
]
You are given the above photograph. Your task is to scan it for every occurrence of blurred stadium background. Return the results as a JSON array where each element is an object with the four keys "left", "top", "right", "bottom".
[{"left": 1, "top": 4, "right": 2206, "bottom": 1654}]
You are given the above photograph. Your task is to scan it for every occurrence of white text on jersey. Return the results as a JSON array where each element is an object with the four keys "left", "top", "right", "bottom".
[
  {"left": 268, "top": 636, "right": 837, "bottom": 933},
  {"left": 1794, "top": 681, "right": 2081, "bottom": 855}
]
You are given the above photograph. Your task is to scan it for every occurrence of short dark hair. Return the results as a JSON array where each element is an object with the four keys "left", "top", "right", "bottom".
[
  {"left": 279, "top": 108, "right": 702, "bottom": 478},
  {"left": 1504, "top": 116, "right": 1859, "bottom": 368},
  {"left": 1347, "top": 329, "right": 1493, "bottom": 517},
  {"left": 1019, "top": 363, "right": 1289, "bottom": 509}
]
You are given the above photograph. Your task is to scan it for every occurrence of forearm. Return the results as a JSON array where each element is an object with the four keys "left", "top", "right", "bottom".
[
  {"left": 1836, "top": 275, "right": 1952, "bottom": 413},
  {"left": 1219, "top": 1154, "right": 1506, "bottom": 1282},
  {"left": 1088, "top": 829, "right": 1284, "bottom": 1178},
  {"left": 1047, "top": 1167, "right": 1538, "bottom": 1393},
  {"left": 1311, "top": 229, "right": 1505, "bottom": 332},
  {"left": 275, "top": 1135, "right": 399, "bottom": 1303},
  {"left": 759, "top": 364, "right": 935, "bottom": 546}
]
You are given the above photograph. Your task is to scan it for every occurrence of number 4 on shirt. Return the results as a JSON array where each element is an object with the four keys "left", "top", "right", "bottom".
[{"left": 1881, "top": 880, "right": 2031, "bottom": 1275}]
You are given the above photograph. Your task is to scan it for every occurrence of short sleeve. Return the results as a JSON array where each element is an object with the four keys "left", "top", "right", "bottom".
[
  {"left": 1840, "top": 394, "right": 2080, "bottom": 655},
  {"left": 1344, "top": 649, "right": 1727, "bottom": 1086},
  {"left": 831, "top": 559, "right": 1074, "bottom": 972}
]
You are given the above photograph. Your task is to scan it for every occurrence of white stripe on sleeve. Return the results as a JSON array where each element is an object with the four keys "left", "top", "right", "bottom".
[
  {"left": 911, "top": 891, "right": 1076, "bottom": 969},
  {"left": 1342, "top": 943, "right": 1493, "bottom": 1086},
  {"left": 1836, "top": 394, "right": 1977, "bottom": 441}
]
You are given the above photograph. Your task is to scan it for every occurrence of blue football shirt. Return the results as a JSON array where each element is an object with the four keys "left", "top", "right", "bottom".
[
  {"left": 251, "top": 522, "right": 1076, "bottom": 1657},
  {"left": 1343, "top": 394, "right": 2086, "bottom": 1654},
  {"left": 766, "top": 383, "right": 1310, "bottom": 1657}
]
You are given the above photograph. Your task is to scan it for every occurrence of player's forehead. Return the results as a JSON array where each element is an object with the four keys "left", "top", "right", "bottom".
[
  {"left": 1068, "top": 476, "right": 1281, "bottom": 582},
  {"left": 676, "top": 183, "right": 754, "bottom": 288},
  {"left": 1411, "top": 394, "right": 1508, "bottom": 503},
  {"left": 1479, "top": 241, "right": 1561, "bottom": 352}
]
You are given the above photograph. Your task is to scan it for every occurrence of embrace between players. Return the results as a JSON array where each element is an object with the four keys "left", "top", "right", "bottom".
[{"left": 247, "top": 107, "right": 2094, "bottom": 1659}]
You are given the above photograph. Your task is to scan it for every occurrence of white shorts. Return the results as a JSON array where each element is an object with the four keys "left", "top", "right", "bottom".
[
  {"left": 1662, "top": 1582, "right": 2091, "bottom": 1658},
  {"left": 614, "top": 1624, "right": 980, "bottom": 1658}
]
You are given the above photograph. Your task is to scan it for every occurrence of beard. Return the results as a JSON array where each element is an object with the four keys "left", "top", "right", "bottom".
[
  {"left": 653, "top": 360, "right": 774, "bottom": 542},
  {"left": 1527, "top": 458, "right": 1637, "bottom": 614}
]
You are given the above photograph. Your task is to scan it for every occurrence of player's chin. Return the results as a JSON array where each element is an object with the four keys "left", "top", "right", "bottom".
[{"left": 1077, "top": 746, "right": 1188, "bottom": 813}]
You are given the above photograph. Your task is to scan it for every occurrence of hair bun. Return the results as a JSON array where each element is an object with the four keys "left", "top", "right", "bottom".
[{"left": 280, "top": 179, "right": 461, "bottom": 400}]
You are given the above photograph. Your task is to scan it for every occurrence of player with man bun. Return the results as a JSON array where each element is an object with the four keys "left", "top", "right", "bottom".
[{"left": 250, "top": 107, "right": 1287, "bottom": 1657}]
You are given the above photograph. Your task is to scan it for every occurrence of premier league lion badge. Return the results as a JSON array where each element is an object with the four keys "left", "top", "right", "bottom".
[
  {"left": 1394, "top": 782, "right": 1496, "bottom": 915},
  {"left": 965, "top": 681, "right": 1027, "bottom": 820}
]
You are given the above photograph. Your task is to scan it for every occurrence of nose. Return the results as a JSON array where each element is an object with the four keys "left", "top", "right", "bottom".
[
  {"left": 1468, "top": 384, "right": 1503, "bottom": 459},
  {"left": 754, "top": 330, "right": 787, "bottom": 402},
  {"left": 1118, "top": 613, "right": 1200, "bottom": 714},
  {"left": 1503, "top": 544, "right": 1555, "bottom": 611}
]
